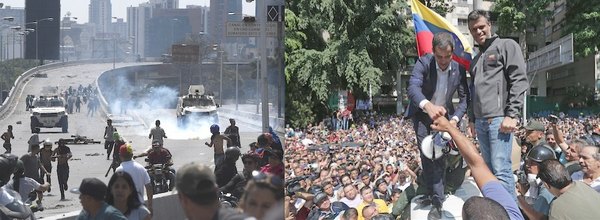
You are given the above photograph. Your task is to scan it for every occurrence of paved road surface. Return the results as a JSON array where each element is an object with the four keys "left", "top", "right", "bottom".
[{"left": 0, "top": 63, "right": 262, "bottom": 218}]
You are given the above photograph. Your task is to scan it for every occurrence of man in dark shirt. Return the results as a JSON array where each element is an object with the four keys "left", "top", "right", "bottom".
[
  {"left": 134, "top": 141, "right": 175, "bottom": 190},
  {"left": 54, "top": 139, "right": 72, "bottom": 200},
  {"left": 215, "top": 147, "right": 241, "bottom": 187},
  {"left": 224, "top": 119, "right": 241, "bottom": 147},
  {"left": 176, "top": 162, "right": 251, "bottom": 220},
  {"left": 20, "top": 144, "right": 48, "bottom": 184}
]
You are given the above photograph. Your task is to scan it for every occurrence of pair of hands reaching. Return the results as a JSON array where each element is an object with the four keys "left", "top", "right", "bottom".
[{"left": 424, "top": 103, "right": 457, "bottom": 129}]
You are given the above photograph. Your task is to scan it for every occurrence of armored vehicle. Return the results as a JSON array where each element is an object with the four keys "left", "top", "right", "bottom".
[
  {"left": 30, "top": 95, "right": 68, "bottom": 133},
  {"left": 176, "top": 85, "right": 219, "bottom": 127}
]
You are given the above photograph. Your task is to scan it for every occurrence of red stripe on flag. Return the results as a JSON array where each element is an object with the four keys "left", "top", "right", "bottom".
[{"left": 416, "top": 31, "right": 433, "bottom": 57}]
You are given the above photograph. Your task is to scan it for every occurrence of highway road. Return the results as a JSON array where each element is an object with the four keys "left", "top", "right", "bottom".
[{"left": 0, "top": 63, "right": 262, "bottom": 218}]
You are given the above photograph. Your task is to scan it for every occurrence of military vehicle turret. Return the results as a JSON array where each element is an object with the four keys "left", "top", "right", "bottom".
[{"left": 176, "top": 85, "right": 219, "bottom": 127}]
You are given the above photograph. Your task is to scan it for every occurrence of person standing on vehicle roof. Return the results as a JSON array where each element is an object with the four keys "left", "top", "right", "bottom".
[
  {"left": 149, "top": 120, "right": 167, "bottom": 146},
  {"left": 104, "top": 119, "right": 117, "bottom": 160}
]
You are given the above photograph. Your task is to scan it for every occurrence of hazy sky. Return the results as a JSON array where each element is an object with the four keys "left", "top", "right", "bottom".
[{"left": 2, "top": 0, "right": 256, "bottom": 23}]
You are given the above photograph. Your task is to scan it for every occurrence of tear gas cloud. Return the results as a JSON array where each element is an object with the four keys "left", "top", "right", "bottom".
[{"left": 101, "top": 74, "right": 216, "bottom": 141}]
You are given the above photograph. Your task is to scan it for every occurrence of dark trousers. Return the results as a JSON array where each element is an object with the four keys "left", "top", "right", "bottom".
[
  {"left": 413, "top": 113, "right": 446, "bottom": 207},
  {"left": 3, "top": 143, "right": 10, "bottom": 153},
  {"left": 40, "top": 164, "right": 52, "bottom": 185},
  {"left": 57, "top": 164, "right": 69, "bottom": 198},
  {"left": 105, "top": 141, "right": 115, "bottom": 159}
]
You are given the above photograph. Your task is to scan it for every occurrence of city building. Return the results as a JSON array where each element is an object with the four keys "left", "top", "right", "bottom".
[
  {"left": 89, "top": 0, "right": 111, "bottom": 33},
  {"left": 145, "top": 7, "right": 207, "bottom": 57},
  {"left": 0, "top": 6, "right": 25, "bottom": 60}
]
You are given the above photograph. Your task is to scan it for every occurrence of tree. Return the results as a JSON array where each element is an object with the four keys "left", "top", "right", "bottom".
[
  {"left": 285, "top": 0, "right": 414, "bottom": 128},
  {"left": 419, "top": 0, "right": 455, "bottom": 17},
  {"left": 492, "top": 0, "right": 553, "bottom": 55},
  {"left": 564, "top": 85, "right": 596, "bottom": 107},
  {"left": 563, "top": 0, "right": 600, "bottom": 58}
]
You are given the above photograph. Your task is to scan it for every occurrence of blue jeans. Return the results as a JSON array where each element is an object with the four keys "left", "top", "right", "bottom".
[{"left": 475, "top": 117, "right": 516, "bottom": 199}]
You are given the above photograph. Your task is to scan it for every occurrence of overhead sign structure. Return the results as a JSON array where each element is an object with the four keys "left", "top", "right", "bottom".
[
  {"left": 226, "top": 22, "right": 278, "bottom": 37},
  {"left": 527, "top": 33, "right": 574, "bottom": 73},
  {"left": 172, "top": 44, "right": 200, "bottom": 64}
]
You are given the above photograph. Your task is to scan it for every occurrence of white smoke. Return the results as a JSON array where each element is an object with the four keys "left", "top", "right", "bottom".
[{"left": 101, "top": 73, "right": 215, "bottom": 140}]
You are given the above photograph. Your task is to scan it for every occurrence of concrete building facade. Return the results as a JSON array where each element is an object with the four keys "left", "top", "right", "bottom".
[
  {"left": 0, "top": 6, "right": 25, "bottom": 60},
  {"left": 88, "top": 0, "right": 111, "bottom": 33}
]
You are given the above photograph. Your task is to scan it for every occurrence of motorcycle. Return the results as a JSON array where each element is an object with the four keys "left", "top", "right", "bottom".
[
  {"left": 219, "top": 192, "right": 239, "bottom": 208},
  {"left": 144, "top": 159, "right": 174, "bottom": 194}
]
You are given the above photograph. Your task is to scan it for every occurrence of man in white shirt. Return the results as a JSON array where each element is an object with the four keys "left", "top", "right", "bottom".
[
  {"left": 116, "top": 144, "right": 154, "bottom": 213},
  {"left": 339, "top": 184, "right": 362, "bottom": 208},
  {"left": 570, "top": 143, "right": 600, "bottom": 192},
  {"left": 148, "top": 120, "right": 167, "bottom": 145}
]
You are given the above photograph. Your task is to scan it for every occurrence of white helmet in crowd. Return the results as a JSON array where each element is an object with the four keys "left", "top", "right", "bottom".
[{"left": 420, "top": 132, "right": 458, "bottom": 160}]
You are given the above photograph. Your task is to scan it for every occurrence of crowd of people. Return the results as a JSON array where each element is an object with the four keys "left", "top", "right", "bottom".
[
  {"left": 282, "top": 9, "right": 600, "bottom": 220},
  {"left": 283, "top": 109, "right": 600, "bottom": 220},
  {"left": 284, "top": 113, "right": 421, "bottom": 220},
  {"left": 0, "top": 115, "right": 286, "bottom": 219}
]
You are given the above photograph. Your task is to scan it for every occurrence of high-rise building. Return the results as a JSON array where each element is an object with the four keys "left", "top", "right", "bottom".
[
  {"left": 89, "top": 0, "right": 111, "bottom": 33},
  {"left": 145, "top": 7, "right": 208, "bottom": 57},
  {"left": 208, "top": 0, "right": 242, "bottom": 46},
  {"left": 127, "top": 0, "right": 206, "bottom": 58},
  {"left": 149, "top": 0, "right": 179, "bottom": 9},
  {"left": 127, "top": 6, "right": 151, "bottom": 58}
]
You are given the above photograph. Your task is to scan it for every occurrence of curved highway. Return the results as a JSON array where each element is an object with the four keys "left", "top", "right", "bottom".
[{"left": 0, "top": 62, "right": 261, "bottom": 217}]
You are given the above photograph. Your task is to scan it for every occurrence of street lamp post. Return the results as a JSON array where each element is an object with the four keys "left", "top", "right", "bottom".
[
  {"left": 259, "top": 0, "right": 269, "bottom": 132},
  {"left": 235, "top": 61, "right": 239, "bottom": 111},
  {"left": 256, "top": 57, "right": 259, "bottom": 114},
  {"left": 9, "top": 26, "right": 21, "bottom": 59},
  {"left": 112, "top": 17, "right": 119, "bottom": 69},
  {"left": 219, "top": 48, "right": 223, "bottom": 105},
  {"left": 1, "top": 17, "right": 14, "bottom": 61}
]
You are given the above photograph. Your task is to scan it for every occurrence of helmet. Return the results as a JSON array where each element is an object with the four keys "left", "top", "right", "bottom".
[
  {"left": 420, "top": 132, "right": 452, "bottom": 160},
  {"left": 0, "top": 154, "right": 19, "bottom": 185},
  {"left": 527, "top": 145, "right": 556, "bottom": 163},
  {"left": 225, "top": 147, "right": 241, "bottom": 160},
  {"left": 210, "top": 124, "right": 220, "bottom": 133},
  {"left": 313, "top": 192, "right": 328, "bottom": 204},
  {"left": 43, "top": 139, "right": 52, "bottom": 146}
]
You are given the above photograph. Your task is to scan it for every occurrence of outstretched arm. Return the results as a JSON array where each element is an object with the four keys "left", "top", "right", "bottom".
[
  {"left": 551, "top": 121, "right": 569, "bottom": 152},
  {"left": 431, "top": 116, "right": 497, "bottom": 189}
]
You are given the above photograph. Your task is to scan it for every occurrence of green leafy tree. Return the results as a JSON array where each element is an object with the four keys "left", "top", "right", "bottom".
[
  {"left": 285, "top": 0, "right": 414, "bottom": 128},
  {"left": 419, "top": 0, "right": 455, "bottom": 17},
  {"left": 0, "top": 59, "right": 38, "bottom": 100},
  {"left": 564, "top": 85, "right": 596, "bottom": 107},
  {"left": 563, "top": 0, "right": 600, "bottom": 58},
  {"left": 492, "top": 0, "right": 553, "bottom": 54}
]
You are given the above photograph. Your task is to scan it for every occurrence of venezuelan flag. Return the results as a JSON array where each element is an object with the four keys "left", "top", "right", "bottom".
[{"left": 410, "top": 0, "right": 473, "bottom": 69}]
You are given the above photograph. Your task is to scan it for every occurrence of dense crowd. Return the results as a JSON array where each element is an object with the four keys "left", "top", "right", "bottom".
[
  {"left": 283, "top": 111, "right": 600, "bottom": 220},
  {"left": 0, "top": 117, "right": 285, "bottom": 219}
]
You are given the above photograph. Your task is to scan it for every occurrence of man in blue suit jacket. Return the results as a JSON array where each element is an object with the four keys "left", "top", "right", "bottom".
[{"left": 406, "top": 32, "right": 469, "bottom": 219}]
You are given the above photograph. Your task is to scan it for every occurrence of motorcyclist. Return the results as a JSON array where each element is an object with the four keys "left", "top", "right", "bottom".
[
  {"left": 133, "top": 141, "right": 175, "bottom": 190},
  {"left": 219, "top": 152, "right": 261, "bottom": 198},
  {"left": 0, "top": 153, "right": 33, "bottom": 219},
  {"left": 215, "top": 147, "right": 241, "bottom": 188}
]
